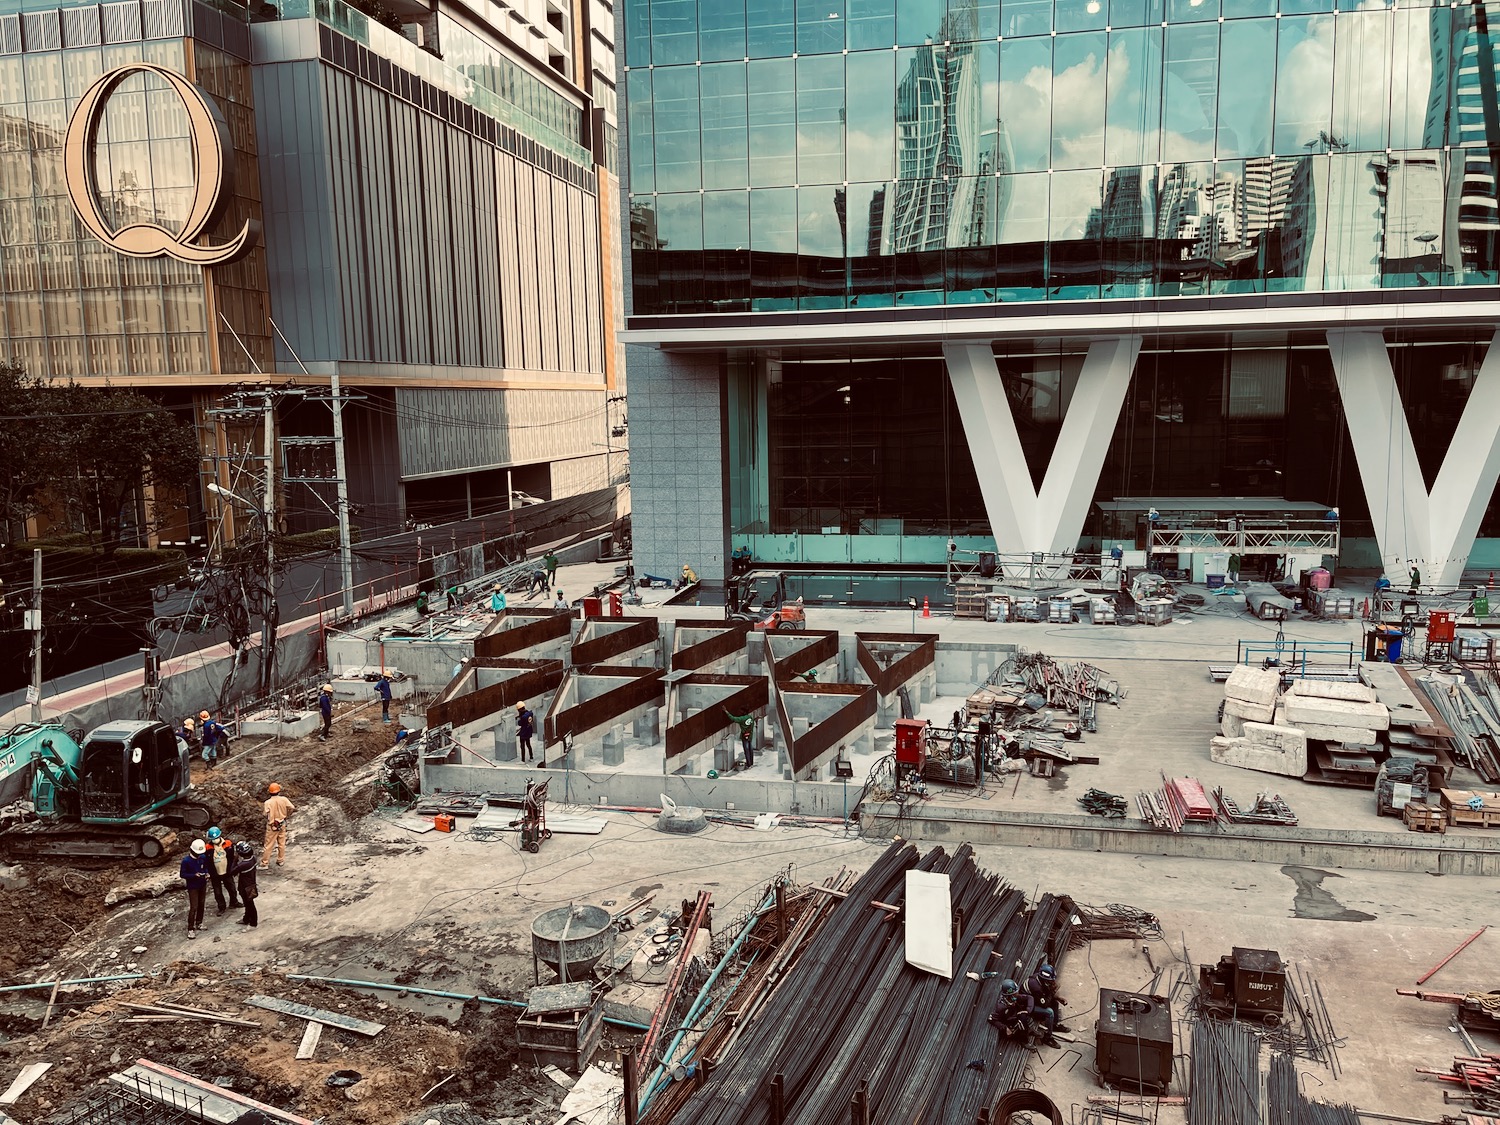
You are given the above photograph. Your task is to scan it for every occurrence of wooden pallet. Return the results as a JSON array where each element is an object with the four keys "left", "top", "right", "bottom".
[
  {"left": 954, "top": 583, "right": 988, "bottom": 619},
  {"left": 1403, "top": 802, "right": 1448, "bottom": 834},
  {"left": 1440, "top": 788, "right": 1500, "bottom": 828}
]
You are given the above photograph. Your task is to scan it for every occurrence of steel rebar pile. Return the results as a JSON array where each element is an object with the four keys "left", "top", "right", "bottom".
[
  {"left": 660, "top": 840, "right": 1070, "bottom": 1125},
  {"left": 1418, "top": 678, "right": 1500, "bottom": 782},
  {"left": 1189, "top": 1018, "right": 1261, "bottom": 1125},
  {"left": 1268, "top": 1051, "right": 1360, "bottom": 1124}
]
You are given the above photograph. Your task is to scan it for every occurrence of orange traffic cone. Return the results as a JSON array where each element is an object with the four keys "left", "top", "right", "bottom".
[{"left": 922, "top": 596, "right": 931, "bottom": 618}]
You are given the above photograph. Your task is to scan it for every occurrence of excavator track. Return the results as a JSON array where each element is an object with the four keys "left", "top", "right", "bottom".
[{"left": 1, "top": 821, "right": 177, "bottom": 862}]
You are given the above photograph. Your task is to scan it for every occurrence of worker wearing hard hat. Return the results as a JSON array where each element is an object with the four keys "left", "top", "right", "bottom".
[
  {"left": 179, "top": 838, "right": 211, "bottom": 938},
  {"left": 199, "top": 709, "right": 229, "bottom": 766},
  {"left": 262, "top": 782, "right": 296, "bottom": 869},
  {"left": 204, "top": 825, "right": 239, "bottom": 915},
  {"left": 516, "top": 701, "right": 536, "bottom": 762},
  {"left": 318, "top": 684, "right": 333, "bottom": 741},
  {"left": 490, "top": 583, "right": 507, "bottom": 614}
]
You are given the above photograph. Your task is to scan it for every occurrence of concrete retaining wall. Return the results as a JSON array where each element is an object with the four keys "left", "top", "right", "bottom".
[
  {"left": 421, "top": 761, "right": 860, "bottom": 819},
  {"left": 860, "top": 803, "right": 1500, "bottom": 877}
]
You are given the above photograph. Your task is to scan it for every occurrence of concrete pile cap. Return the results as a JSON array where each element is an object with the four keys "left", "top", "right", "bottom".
[
  {"left": 1224, "top": 666, "right": 1281, "bottom": 708},
  {"left": 1280, "top": 692, "right": 1390, "bottom": 732},
  {"left": 1223, "top": 697, "right": 1276, "bottom": 724},
  {"left": 1210, "top": 732, "right": 1307, "bottom": 778},
  {"left": 1285, "top": 679, "right": 1378, "bottom": 704}
]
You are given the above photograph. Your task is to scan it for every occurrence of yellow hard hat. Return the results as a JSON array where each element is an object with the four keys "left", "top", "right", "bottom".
[{"left": 199, "top": 710, "right": 210, "bottom": 720}]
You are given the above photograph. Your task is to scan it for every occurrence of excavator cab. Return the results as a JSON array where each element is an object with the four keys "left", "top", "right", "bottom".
[{"left": 78, "top": 721, "right": 187, "bottom": 824}]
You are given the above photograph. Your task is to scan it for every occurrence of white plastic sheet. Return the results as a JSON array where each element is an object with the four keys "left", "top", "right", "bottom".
[{"left": 904, "top": 869, "right": 953, "bottom": 979}]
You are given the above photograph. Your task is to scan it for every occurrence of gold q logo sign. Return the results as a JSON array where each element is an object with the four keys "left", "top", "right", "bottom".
[{"left": 63, "top": 63, "right": 260, "bottom": 267}]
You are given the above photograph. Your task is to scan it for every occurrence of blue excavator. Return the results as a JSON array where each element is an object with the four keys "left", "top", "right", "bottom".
[{"left": 0, "top": 719, "right": 211, "bottom": 861}]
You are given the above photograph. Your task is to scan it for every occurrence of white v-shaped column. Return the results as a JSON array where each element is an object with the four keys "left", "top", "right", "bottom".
[
  {"left": 1328, "top": 328, "right": 1500, "bottom": 587},
  {"left": 944, "top": 337, "right": 1141, "bottom": 555}
]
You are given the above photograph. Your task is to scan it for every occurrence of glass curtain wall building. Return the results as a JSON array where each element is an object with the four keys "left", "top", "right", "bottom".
[
  {"left": 619, "top": 0, "right": 1500, "bottom": 587},
  {"left": 1, "top": 0, "right": 624, "bottom": 544}
]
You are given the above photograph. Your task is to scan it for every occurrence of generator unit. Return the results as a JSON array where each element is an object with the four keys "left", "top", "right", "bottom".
[
  {"left": 1199, "top": 947, "right": 1286, "bottom": 1024},
  {"left": 1094, "top": 988, "right": 1174, "bottom": 1095},
  {"left": 893, "top": 719, "right": 928, "bottom": 770}
]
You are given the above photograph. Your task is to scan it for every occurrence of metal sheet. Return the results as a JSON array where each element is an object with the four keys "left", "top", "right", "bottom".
[
  {"left": 903, "top": 869, "right": 952, "bottom": 979},
  {"left": 246, "top": 995, "right": 386, "bottom": 1036}
]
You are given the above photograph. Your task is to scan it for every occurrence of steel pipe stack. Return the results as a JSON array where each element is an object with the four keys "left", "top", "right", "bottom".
[{"left": 663, "top": 840, "right": 1070, "bottom": 1125}]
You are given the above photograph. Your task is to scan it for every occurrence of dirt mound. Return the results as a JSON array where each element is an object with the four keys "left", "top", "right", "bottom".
[
  {"left": 0, "top": 866, "right": 116, "bottom": 976},
  {"left": 189, "top": 722, "right": 393, "bottom": 839},
  {"left": 0, "top": 967, "right": 483, "bottom": 1124}
]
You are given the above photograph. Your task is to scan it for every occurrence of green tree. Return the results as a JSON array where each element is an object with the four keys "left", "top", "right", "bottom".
[
  {"left": 0, "top": 361, "right": 57, "bottom": 539},
  {"left": 50, "top": 381, "right": 200, "bottom": 555}
]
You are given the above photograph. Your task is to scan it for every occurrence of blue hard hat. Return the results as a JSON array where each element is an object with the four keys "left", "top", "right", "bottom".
[
  {"left": 1038, "top": 964, "right": 1056, "bottom": 982},
  {"left": 1000, "top": 979, "right": 1019, "bottom": 995},
  {"left": 207, "top": 826, "right": 222, "bottom": 841}
]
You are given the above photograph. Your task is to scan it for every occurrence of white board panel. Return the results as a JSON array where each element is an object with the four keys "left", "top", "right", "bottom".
[{"left": 904, "top": 870, "right": 952, "bottom": 979}]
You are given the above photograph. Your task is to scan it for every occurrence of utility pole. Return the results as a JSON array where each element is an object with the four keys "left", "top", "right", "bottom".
[
  {"left": 260, "top": 392, "right": 278, "bottom": 696},
  {"left": 330, "top": 365, "right": 355, "bottom": 618},
  {"left": 28, "top": 548, "right": 41, "bottom": 721}
]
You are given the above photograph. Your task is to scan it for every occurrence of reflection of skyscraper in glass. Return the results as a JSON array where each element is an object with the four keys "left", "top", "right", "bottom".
[
  {"left": 1241, "top": 158, "right": 1294, "bottom": 241},
  {"left": 1280, "top": 155, "right": 1383, "bottom": 288},
  {"left": 1088, "top": 167, "right": 1155, "bottom": 239},
  {"left": 1373, "top": 153, "right": 1446, "bottom": 268},
  {"left": 877, "top": 0, "right": 1008, "bottom": 253},
  {"left": 1425, "top": 5, "right": 1500, "bottom": 275}
]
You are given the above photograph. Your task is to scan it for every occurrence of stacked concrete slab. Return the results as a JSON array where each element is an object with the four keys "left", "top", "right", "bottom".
[
  {"left": 1276, "top": 680, "right": 1386, "bottom": 745},
  {"left": 1219, "top": 666, "right": 1281, "bottom": 737},
  {"left": 1213, "top": 666, "right": 1306, "bottom": 777}
]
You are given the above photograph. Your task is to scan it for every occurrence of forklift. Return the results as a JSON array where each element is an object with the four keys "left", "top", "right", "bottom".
[{"left": 726, "top": 571, "right": 806, "bottom": 632}]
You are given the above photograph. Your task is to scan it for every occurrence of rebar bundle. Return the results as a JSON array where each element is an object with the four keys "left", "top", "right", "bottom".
[
  {"left": 1268, "top": 1051, "right": 1360, "bottom": 1124},
  {"left": 662, "top": 840, "right": 1070, "bottom": 1125},
  {"left": 1189, "top": 1019, "right": 1261, "bottom": 1125}
]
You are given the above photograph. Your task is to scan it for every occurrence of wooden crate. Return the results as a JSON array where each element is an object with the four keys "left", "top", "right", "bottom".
[
  {"left": 1438, "top": 788, "right": 1500, "bottom": 828},
  {"left": 1402, "top": 802, "right": 1448, "bottom": 834},
  {"left": 954, "top": 583, "right": 988, "bottom": 619}
]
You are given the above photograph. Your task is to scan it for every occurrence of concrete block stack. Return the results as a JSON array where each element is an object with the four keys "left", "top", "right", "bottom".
[
  {"left": 1219, "top": 666, "right": 1281, "bottom": 738},
  {"left": 1276, "top": 680, "right": 1387, "bottom": 746},
  {"left": 1210, "top": 722, "right": 1308, "bottom": 778}
]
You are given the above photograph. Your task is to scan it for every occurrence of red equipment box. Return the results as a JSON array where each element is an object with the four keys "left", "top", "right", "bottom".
[
  {"left": 433, "top": 814, "right": 456, "bottom": 832},
  {"left": 894, "top": 718, "right": 929, "bottom": 769},
  {"left": 1429, "top": 610, "right": 1456, "bottom": 644}
]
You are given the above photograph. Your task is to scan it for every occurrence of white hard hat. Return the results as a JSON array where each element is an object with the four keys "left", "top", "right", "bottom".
[{"left": 190, "top": 839, "right": 206, "bottom": 855}]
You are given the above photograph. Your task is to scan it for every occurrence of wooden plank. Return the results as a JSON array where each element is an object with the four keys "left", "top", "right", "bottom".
[
  {"left": 0, "top": 1062, "right": 51, "bottom": 1106},
  {"left": 126, "top": 1060, "right": 319, "bottom": 1125},
  {"left": 296, "top": 1021, "right": 323, "bottom": 1060},
  {"left": 245, "top": 995, "right": 386, "bottom": 1036}
]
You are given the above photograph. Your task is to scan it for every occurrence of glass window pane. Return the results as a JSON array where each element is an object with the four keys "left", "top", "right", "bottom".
[
  {"left": 1109, "top": 0, "right": 1162, "bottom": 27},
  {"left": 625, "top": 0, "right": 651, "bottom": 66},
  {"left": 1055, "top": 0, "right": 1106, "bottom": 34},
  {"left": 1392, "top": 8, "right": 1443, "bottom": 150},
  {"left": 701, "top": 1, "right": 747, "bottom": 61},
  {"left": 748, "top": 0, "right": 796, "bottom": 57},
  {"left": 1332, "top": 11, "right": 1391, "bottom": 153},
  {"left": 798, "top": 0, "right": 845, "bottom": 53},
  {"left": 657, "top": 191, "right": 704, "bottom": 250},
  {"left": 798, "top": 185, "right": 845, "bottom": 256},
  {"left": 968, "top": 0, "right": 1001, "bottom": 39},
  {"left": 1001, "top": 36, "right": 1052, "bottom": 171},
  {"left": 1106, "top": 28, "right": 1163, "bottom": 168},
  {"left": 846, "top": 49, "right": 895, "bottom": 181},
  {"left": 704, "top": 190, "right": 751, "bottom": 249},
  {"left": 1162, "top": 23, "right": 1218, "bottom": 162},
  {"left": 797, "top": 54, "right": 845, "bottom": 184},
  {"left": 650, "top": 0, "right": 699, "bottom": 66},
  {"left": 1223, "top": 0, "right": 1274, "bottom": 16},
  {"left": 1051, "top": 32, "right": 1106, "bottom": 169},
  {"left": 1273, "top": 16, "right": 1333, "bottom": 156},
  {"left": 847, "top": 0, "right": 896, "bottom": 49},
  {"left": 898, "top": 0, "right": 945, "bottom": 45},
  {"left": 1166, "top": 0, "right": 1218, "bottom": 23},
  {"left": 1216, "top": 19, "right": 1275, "bottom": 158},
  {"left": 748, "top": 58, "right": 797, "bottom": 185},
  {"left": 626, "top": 69, "right": 654, "bottom": 192},
  {"left": 701, "top": 63, "right": 748, "bottom": 189},
  {"left": 652, "top": 66, "right": 701, "bottom": 191}
]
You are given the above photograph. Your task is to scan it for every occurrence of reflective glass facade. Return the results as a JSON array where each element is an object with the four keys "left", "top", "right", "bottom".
[{"left": 624, "top": 0, "right": 1500, "bottom": 314}]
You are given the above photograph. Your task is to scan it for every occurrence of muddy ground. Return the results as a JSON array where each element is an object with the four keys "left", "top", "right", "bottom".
[{"left": 0, "top": 702, "right": 879, "bottom": 1123}]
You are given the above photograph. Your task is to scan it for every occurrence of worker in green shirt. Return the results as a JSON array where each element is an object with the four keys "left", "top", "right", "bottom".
[
  {"left": 544, "top": 551, "right": 559, "bottom": 586},
  {"left": 797, "top": 669, "right": 819, "bottom": 684},
  {"left": 1409, "top": 565, "right": 1421, "bottom": 594},
  {"left": 725, "top": 709, "right": 757, "bottom": 768}
]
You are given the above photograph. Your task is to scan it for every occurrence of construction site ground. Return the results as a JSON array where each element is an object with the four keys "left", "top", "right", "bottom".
[{"left": 2, "top": 592, "right": 1497, "bottom": 1123}]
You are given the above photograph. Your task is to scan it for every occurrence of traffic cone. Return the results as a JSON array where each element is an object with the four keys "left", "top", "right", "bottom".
[{"left": 922, "top": 596, "right": 931, "bottom": 618}]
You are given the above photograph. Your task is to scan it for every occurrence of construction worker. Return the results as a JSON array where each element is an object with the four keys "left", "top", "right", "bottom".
[
  {"left": 490, "top": 583, "right": 507, "bottom": 613},
  {"left": 1409, "top": 565, "right": 1421, "bottom": 594},
  {"left": 204, "top": 826, "right": 239, "bottom": 916},
  {"left": 262, "top": 782, "right": 295, "bottom": 868},
  {"left": 516, "top": 701, "right": 536, "bottom": 762},
  {"left": 544, "top": 551, "right": 559, "bottom": 586},
  {"left": 797, "top": 668, "right": 819, "bottom": 684},
  {"left": 375, "top": 674, "right": 393, "bottom": 723},
  {"left": 179, "top": 838, "right": 210, "bottom": 938},
  {"left": 416, "top": 589, "right": 431, "bottom": 616},
  {"left": 724, "top": 709, "right": 756, "bottom": 768},
  {"left": 553, "top": 590, "right": 568, "bottom": 611},
  {"left": 1025, "top": 963, "right": 1069, "bottom": 1037},
  {"left": 318, "top": 684, "right": 333, "bottom": 740},
  {"left": 989, "top": 978, "right": 1057, "bottom": 1047},
  {"left": 230, "top": 841, "right": 259, "bottom": 927},
  {"left": 178, "top": 717, "right": 200, "bottom": 757},
  {"left": 199, "top": 710, "right": 229, "bottom": 766},
  {"left": 529, "top": 566, "right": 549, "bottom": 596},
  {"left": 679, "top": 564, "right": 698, "bottom": 589}
]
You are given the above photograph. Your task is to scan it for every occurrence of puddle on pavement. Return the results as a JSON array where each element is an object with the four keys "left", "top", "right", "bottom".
[
  {"left": 631, "top": 883, "right": 663, "bottom": 900},
  {"left": 1281, "top": 865, "right": 1375, "bottom": 922},
  {"left": 1047, "top": 772, "right": 1069, "bottom": 792}
]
